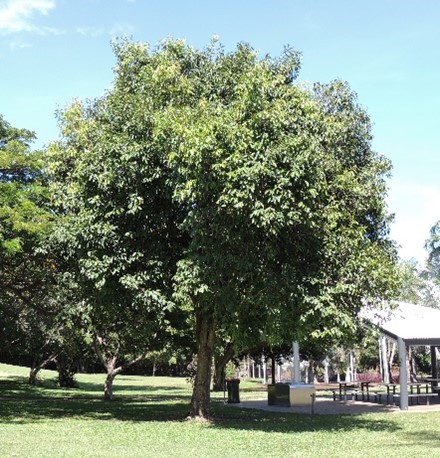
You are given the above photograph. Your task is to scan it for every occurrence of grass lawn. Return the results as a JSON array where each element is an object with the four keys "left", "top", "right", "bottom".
[{"left": 1, "top": 363, "right": 440, "bottom": 457}]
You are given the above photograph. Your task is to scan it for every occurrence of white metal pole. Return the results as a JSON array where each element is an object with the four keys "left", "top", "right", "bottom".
[{"left": 398, "top": 337, "right": 408, "bottom": 410}]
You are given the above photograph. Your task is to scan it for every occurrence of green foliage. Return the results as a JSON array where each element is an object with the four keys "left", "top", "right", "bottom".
[
  {"left": 0, "top": 116, "right": 92, "bottom": 387},
  {"left": 397, "top": 224, "right": 440, "bottom": 308},
  {"left": 45, "top": 39, "right": 398, "bottom": 414},
  {"left": 0, "top": 115, "right": 50, "bottom": 256},
  {"left": 0, "top": 115, "right": 65, "bottom": 374},
  {"left": 425, "top": 221, "right": 440, "bottom": 273},
  {"left": 397, "top": 259, "right": 425, "bottom": 304},
  {"left": 420, "top": 222, "right": 440, "bottom": 307},
  {"left": 357, "top": 328, "right": 381, "bottom": 371},
  {"left": 45, "top": 43, "right": 190, "bottom": 365}
]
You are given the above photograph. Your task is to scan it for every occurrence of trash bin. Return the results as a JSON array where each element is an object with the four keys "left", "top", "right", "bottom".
[{"left": 226, "top": 379, "right": 240, "bottom": 403}]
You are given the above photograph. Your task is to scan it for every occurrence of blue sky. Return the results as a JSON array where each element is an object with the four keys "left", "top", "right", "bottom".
[{"left": 1, "top": 0, "right": 439, "bottom": 263}]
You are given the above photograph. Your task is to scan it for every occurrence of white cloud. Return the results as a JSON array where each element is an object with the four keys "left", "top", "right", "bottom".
[
  {"left": 109, "top": 22, "right": 135, "bottom": 37},
  {"left": 76, "top": 26, "right": 105, "bottom": 37},
  {"left": 9, "top": 39, "right": 32, "bottom": 48},
  {"left": 76, "top": 23, "right": 136, "bottom": 38},
  {"left": 0, "top": 0, "right": 57, "bottom": 35},
  {"left": 75, "top": 23, "right": 135, "bottom": 38}
]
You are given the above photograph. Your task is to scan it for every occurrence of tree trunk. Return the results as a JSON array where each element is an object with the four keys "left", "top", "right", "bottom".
[
  {"left": 346, "top": 351, "right": 355, "bottom": 382},
  {"left": 104, "top": 370, "right": 117, "bottom": 400},
  {"left": 380, "top": 335, "right": 391, "bottom": 384},
  {"left": 103, "top": 354, "right": 146, "bottom": 401},
  {"left": 323, "top": 359, "right": 330, "bottom": 384},
  {"left": 28, "top": 366, "right": 41, "bottom": 386},
  {"left": 212, "top": 343, "right": 234, "bottom": 391},
  {"left": 388, "top": 341, "right": 396, "bottom": 382},
  {"left": 307, "top": 359, "right": 315, "bottom": 384},
  {"left": 271, "top": 356, "right": 276, "bottom": 384},
  {"left": 349, "top": 350, "right": 357, "bottom": 382},
  {"left": 189, "top": 312, "right": 216, "bottom": 419},
  {"left": 57, "top": 355, "right": 77, "bottom": 388},
  {"left": 409, "top": 347, "right": 417, "bottom": 382},
  {"left": 92, "top": 335, "right": 147, "bottom": 401},
  {"left": 28, "top": 354, "right": 57, "bottom": 385},
  {"left": 379, "top": 336, "right": 385, "bottom": 383}
]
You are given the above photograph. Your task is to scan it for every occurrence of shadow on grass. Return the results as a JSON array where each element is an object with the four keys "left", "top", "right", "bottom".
[
  {"left": 0, "top": 372, "right": 406, "bottom": 434},
  {"left": 112, "top": 383, "right": 190, "bottom": 393},
  {"left": 0, "top": 395, "right": 403, "bottom": 435},
  {"left": 401, "top": 430, "right": 440, "bottom": 449},
  {"left": 73, "top": 383, "right": 191, "bottom": 403},
  {"left": 0, "top": 377, "right": 97, "bottom": 400},
  {"left": 208, "top": 401, "right": 403, "bottom": 434},
  {"left": 0, "top": 397, "right": 190, "bottom": 424},
  {"left": 0, "top": 377, "right": 60, "bottom": 395},
  {"left": 1, "top": 375, "right": 190, "bottom": 400}
]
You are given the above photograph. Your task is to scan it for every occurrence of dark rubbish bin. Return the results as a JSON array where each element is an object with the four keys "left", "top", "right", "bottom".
[{"left": 226, "top": 379, "right": 240, "bottom": 403}]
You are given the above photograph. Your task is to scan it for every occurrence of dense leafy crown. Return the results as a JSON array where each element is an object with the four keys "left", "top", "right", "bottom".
[
  {"left": 46, "top": 39, "right": 398, "bottom": 350},
  {"left": 0, "top": 115, "right": 53, "bottom": 319}
]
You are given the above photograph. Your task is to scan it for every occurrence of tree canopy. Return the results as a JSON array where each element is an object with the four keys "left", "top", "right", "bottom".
[
  {"left": 45, "top": 38, "right": 398, "bottom": 417},
  {"left": 0, "top": 115, "right": 53, "bottom": 317}
]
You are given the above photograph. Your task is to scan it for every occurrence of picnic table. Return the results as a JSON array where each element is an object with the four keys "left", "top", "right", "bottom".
[
  {"left": 338, "top": 382, "right": 358, "bottom": 400},
  {"left": 385, "top": 382, "right": 429, "bottom": 395},
  {"left": 425, "top": 377, "right": 440, "bottom": 394},
  {"left": 386, "top": 382, "right": 437, "bottom": 405},
  {"left": 385, "top": 384, "right": 397, "bottom": 404},
  {"left": 409, "top": 382, "right": 430, "bottom": 394},
  {"left": 360, "top": 381, "right": 372, "bottom": 401},
  {"left": 338, "top": 381, "right": 372, "bottom": 401}
]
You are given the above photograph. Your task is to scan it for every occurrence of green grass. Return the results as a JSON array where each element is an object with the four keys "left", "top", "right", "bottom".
[{"left": 1, "top": 364, "right": 440, "bottom": 457}]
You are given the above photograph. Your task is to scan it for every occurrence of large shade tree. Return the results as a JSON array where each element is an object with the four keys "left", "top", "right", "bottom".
[{"left": 46, "top": 39, "right": 398, "bottom": 418}]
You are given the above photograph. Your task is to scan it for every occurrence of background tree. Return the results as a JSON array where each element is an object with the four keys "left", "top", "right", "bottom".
[
  {"left": 397, "top": 259, "right": 427, "bottom": 304},
  {"left": 0, "top": 115, "right": 52, "bottom": 317},
  {"left": 395, "top": 225, "right": 440, "bottom": 308},
  {"left": 422, "top": 221, "right": 440, "bottom": 308},
  {"left": 0, "top": 115, "right": 67, "bottom": 383},
  {"left": 45, "top": 62, "right": 187, "bottom": 399}
]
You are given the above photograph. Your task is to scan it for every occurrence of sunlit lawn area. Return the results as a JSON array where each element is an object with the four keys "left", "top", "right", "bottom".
[{"left": 1, "top": 363, "right": 440, "bottom": 458}]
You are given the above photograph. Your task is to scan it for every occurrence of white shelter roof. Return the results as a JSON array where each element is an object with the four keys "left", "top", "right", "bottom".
[{"left": 365, "top": 301, "right": 440, "bottom": 346}]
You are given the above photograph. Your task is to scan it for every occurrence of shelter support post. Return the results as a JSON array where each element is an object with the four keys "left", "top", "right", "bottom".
[
  {"left": 293, "top": 341, "right": 300, "bottom": 383},
  {"left": 398, "top": 337, "right": 408, "bottom": 410},
  {"left": 431, "top": 346, "right": 438, "bottom": 381}
]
